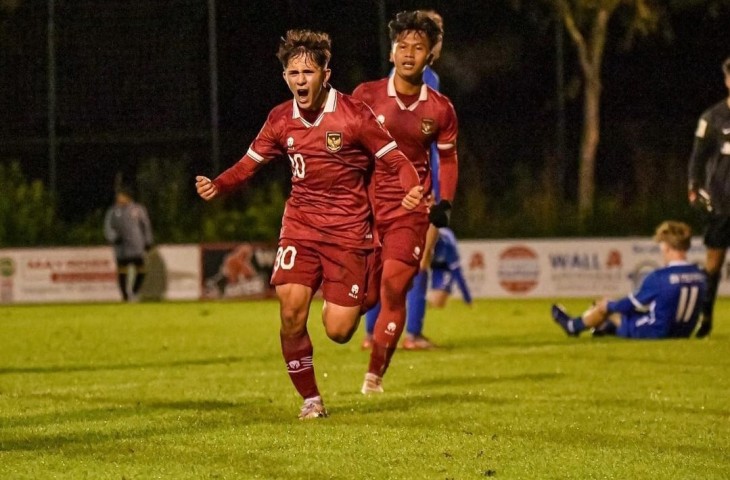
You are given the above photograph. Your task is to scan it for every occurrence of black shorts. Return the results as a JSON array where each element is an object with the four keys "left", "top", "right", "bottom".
[
  {"left": 117, "top": 256, "right": 145, "bottom": 268},
  {"left": 704, "top": 215, "right": 730, "bottom": 249}
]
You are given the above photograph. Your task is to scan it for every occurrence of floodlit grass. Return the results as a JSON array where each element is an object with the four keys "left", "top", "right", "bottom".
[{"left": 1, "top": 298, "right": 728, "bottom": 479}]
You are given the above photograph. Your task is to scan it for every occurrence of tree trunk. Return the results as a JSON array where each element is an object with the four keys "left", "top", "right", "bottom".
[{"left": 578, "top": 72, "right": 601, "bottom": 222}]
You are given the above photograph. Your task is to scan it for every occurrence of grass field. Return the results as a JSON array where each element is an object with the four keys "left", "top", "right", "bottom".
[{"left": 1, "top": 298, "right": 728, "bottom": 479}]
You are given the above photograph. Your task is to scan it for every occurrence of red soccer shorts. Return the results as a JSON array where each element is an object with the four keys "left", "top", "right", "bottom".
[
  {"left": 270, "top": 238, "right": 370, "bottom": 307},
  {"left": 376, "top": 213, "right": 430, "bottom": 267}
]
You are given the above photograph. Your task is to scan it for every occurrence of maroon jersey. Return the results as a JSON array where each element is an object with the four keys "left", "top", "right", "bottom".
[
  {"left": 353, "top": 76, "right": 458, "bottom": 222},
  {"left": 212, "top": 88, "right": 419, "bottom": 249}
]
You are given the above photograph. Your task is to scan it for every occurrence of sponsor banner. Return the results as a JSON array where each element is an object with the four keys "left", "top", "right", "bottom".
[
  {"left": 0, "top": 238, "right": 721, "bottom": 302},
  {"left": 458, "top": 237, "right": 712, "bottom": 299},
  {"left": 200, "top": 243, "right": 277, "bottom": 300},
  {"left": 150, "top": 245, "right": 201, "bottom": 301},
  {"left": 0, "top": 245, "right": 201, "bottom": 304},
  {"left": 0, "top": 247, "right": 119, "bottom": 303}
]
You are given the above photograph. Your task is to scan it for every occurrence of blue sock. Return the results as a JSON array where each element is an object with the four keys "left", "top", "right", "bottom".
[
  {"left": 406, "top": 270, "right": 428, "bottom": 336},
  {"left": 568, "top": 317, "right": 585, "bottom": 333}
]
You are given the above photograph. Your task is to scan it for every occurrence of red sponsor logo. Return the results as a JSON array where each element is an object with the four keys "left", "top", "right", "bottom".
[{"left": 498, "top": 245, "right": 539, "bottom": 294}]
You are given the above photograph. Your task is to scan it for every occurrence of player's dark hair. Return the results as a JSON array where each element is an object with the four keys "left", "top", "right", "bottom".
[
  {"left": 276, "top": 30, "right": 331, "bottom": 69},
  {"left": 653, "top": 221, "right": 692, "bottom": 251},
  {"left": 388, "top": 10, "right": 442, "bottom": 50},
  {"left": 723, "top": 57, "right": 730, "bottom": 76}
]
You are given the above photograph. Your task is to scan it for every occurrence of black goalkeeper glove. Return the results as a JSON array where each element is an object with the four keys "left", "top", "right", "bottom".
[{"left": 429, "top": 200, "right": 452, "bottom": 228}]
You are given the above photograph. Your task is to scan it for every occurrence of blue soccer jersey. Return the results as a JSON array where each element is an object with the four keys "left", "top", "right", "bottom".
[{"left": 607, "top": 261, "right": 706, "bottom": 339}]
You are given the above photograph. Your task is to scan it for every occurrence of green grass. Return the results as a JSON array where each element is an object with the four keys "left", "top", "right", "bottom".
[{"left": 1, "top": 299, "right": 728, "bottom": 479}]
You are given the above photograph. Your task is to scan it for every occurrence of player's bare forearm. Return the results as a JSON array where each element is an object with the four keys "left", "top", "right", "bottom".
[{"left": 420, "top": 224, "right": 439, "bottom": 270}]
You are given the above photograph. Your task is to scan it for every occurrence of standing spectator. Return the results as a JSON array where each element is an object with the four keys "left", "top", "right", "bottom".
[
  {"left": 104, "top": 186, "right": 153, "bottom": 302},
  {"left": 551, "top": 221, "right": 706, "bottom": 339},
  {"left": 687, "top": 56, "right": 730, "bottom": 338},
  {"left": 352, "top": 10, "right": 458, "bottom": 394},
  {"left": 195, "top": 30, "right": 421, "bottom": 419}
]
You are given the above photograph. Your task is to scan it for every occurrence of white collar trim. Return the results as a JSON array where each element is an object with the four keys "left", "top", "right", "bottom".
[
  {"left": 387, "top": 75, "right": 428, "bottom": 111},
  {"left": 292, "top": 88, "right": 337, "bottom": 127}
]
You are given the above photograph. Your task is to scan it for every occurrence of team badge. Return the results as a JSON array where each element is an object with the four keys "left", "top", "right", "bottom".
[
  {"left": 376, "top": 114, "right": 385, "bottom": 125},
  {"left": 287, "top": 137, "right": 294, "bottom": 149},
  {"left": 421, "top": 118, "right": 435, "bottom": 135},
  {"left": 326, "top": 132, "right": 343, "bottom": 152}
]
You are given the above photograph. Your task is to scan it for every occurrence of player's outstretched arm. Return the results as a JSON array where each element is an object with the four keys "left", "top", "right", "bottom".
[{"left": 195, "top": 175, "right": 219, "bottom": 201}]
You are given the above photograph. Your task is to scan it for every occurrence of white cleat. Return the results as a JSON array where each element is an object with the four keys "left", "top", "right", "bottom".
[
  {"left": 361, "top": 372, "right": 384, "bottom": 394},
  {"left": 298, "top": 397, "right": 328, "bottom": 420}
]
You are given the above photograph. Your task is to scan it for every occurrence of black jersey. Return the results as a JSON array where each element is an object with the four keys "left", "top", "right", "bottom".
[{"left": 688, "top": 99, "right": 730, "bottom": 214}]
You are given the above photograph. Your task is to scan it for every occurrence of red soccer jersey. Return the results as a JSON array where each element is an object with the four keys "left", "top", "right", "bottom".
[
  {"left": 353, "top": 76, "right": 458, "bottom": 222},
  {"left": 212, "top": 88, "right": 419, "bottom": 249}
]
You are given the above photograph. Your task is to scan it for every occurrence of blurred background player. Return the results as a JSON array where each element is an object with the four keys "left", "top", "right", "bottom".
[
  {"left": 195, "top": 30, "right": 421, "bottom": 419},
  {"left": 425, "top": 227, "right": 472, "bottom": 309},
  {"left": 353, "top": 10, "right": 458, "bottom": 393},
  {"left": 402, "top": 227, "right": 473, "bottom": 349},
  {"left": 362, "top": 9, "right": 447, "bottom": 351},
  {"left": 687, "top": 56, "right": 730, "bottom": 338},
  {"left": 103, "top": 185, "right": 154, "bottom": 302},
  {"left": 551, "top": 221, "right": 706, "bottom": 339}
]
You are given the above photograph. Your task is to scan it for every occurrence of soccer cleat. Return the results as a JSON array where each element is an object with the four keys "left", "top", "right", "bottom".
[
  {"left": 402, "top": 335, "right": 436, "bottom": 350},
  {"left": 551, "top": 304, "right": 579, "bottom": 337},
  {"left": 695, "top": 317, "right": 713, "bottom": 339},
  {"left": 360, "top": 334, "right": 373, "bottom": 351},
  {"left": 361, "top": 372, "right": 384, "bottom": 394},
  {"left": 298, "top": 397, "right": 328, "bottom": 420}
]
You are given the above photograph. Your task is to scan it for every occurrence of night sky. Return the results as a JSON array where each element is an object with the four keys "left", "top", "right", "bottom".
[{"left": 0, "top": 0, "right": 729, "bottom": 222}]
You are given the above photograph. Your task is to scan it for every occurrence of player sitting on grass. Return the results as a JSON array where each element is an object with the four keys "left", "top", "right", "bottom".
[{"left": 551, "top": 220, "right": 706, "bottom": 339}]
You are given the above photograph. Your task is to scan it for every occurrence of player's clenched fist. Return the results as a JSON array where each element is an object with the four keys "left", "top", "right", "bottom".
[
  {"left": 401, "top": 185, "right": 424, "bottom": 211},
  {"left": 195, "top": 175, "right": 219, "bottom": 201}
]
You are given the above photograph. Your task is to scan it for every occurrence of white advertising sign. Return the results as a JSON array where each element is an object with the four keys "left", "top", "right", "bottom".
[
  {"left": 458, "top": 237, "right": 711, "bottom": 299},
  {"left": 0, "top": 245, "right": 201, "bottom": 304}
]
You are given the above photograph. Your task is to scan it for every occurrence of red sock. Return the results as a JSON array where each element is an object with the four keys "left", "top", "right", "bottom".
[
  {"left": 280, "top": 332, "right": 319, "bottom": 400},
  {"left": 368, "top": 308, "right": 406, "bottom": 376},
  {"left": 367, "top": 259, "right": 416, "bottom": 377}
]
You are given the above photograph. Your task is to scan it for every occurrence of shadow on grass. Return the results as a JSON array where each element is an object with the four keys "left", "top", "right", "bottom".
[
  {"left": 0, "top": 398, "right": 290, "bottom": 452},
  {"left": 0, "top": 356, "right": 247, "bottom": 376},
  {"left": 507, "top": 424, "right": 722, "bottom": 459}
]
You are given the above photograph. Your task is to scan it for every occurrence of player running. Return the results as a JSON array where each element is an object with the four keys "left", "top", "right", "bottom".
[
  {"left": 195, "top": 30, "right": 422, "bottom": 419},
  {"left": 352, "top": 10, "right": 459, "bottom": 393}
]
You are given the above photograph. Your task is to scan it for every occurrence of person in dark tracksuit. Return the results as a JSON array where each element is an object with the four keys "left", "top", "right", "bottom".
[
  {"left": 104, "top": 187, "right": 154, "bottom": 302},
  {"left": 688, "top": 56, "right": 730, "bottom": 338}
]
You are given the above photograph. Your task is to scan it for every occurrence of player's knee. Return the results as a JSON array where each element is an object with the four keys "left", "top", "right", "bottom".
[
  {"left": 381, "top": 277, "right": 409, "bottom": 307},
  {"left": 324, "top": 322, "right": 357, "bottom": 344},
  {"left": 279, "top": 305, "right": 308, "bottom": 335}
]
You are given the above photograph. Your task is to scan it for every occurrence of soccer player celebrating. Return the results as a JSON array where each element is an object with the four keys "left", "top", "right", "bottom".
[
  {"left": 361, "top": 9, "right": 446, "bottom": 352},
  {"left": 195, "top": 30, "right": 422, "bottom": 419},
  {"left": 352, "top": 11, "right": 459, "bottom": 393},
  {"left": 687, "top": 56, "right": 730, "bottom": 338},
  {"left": 551, "top": 221, "right": 706, "bottom": 339}
]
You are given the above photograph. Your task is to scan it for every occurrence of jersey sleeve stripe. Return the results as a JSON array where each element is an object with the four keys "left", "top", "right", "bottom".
[
  {"left": 628, "top": 293, "right": 650, "bottom": 312},
  {"left": 437, "top": 143, "right": 455, "bottom": 150},
  {"left": 247, "top": 148, "right": 265, "bottom": 163},
  {"left": 374, "top": 141, "right": 397, "bottom": 158}
]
